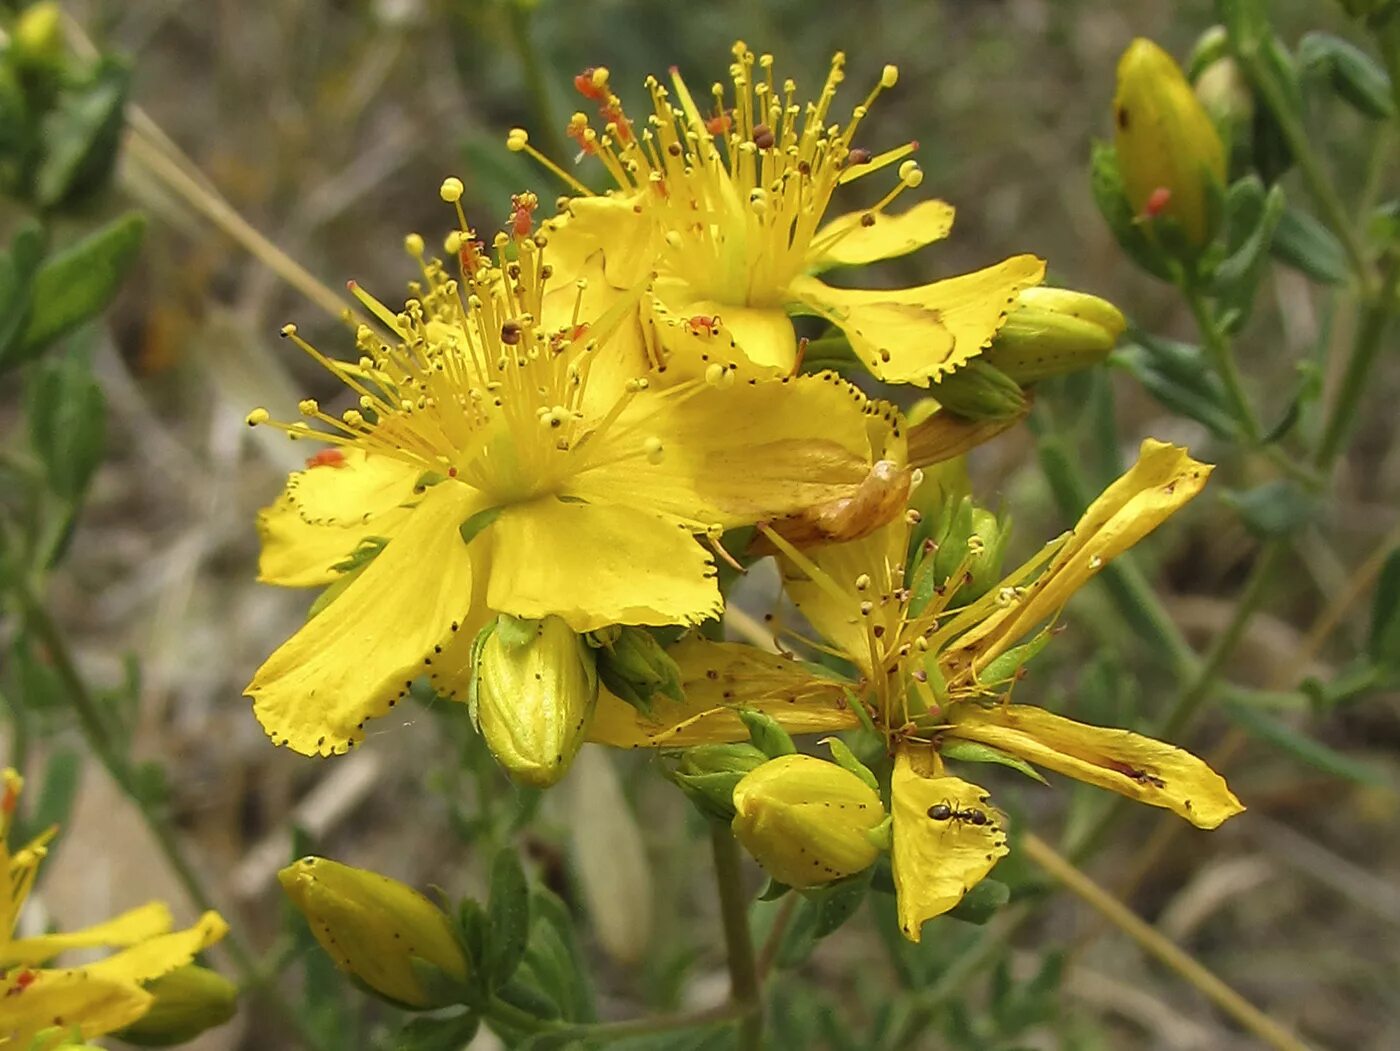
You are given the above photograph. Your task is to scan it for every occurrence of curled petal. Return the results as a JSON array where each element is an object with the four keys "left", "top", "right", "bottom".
[
  {"left": 0, "top": 970, "right": 151, "bottom": 1045},
  {"left": 1, "top": 902, "right": 172, "bottom": 969},
  {"left": 807, "top": 199, "right": 956, "bottom": 270},
  {"left": 542, "top": 194, "right": 657, "bottom": 290},
  {"left": 285, "top": 449, "right": 422, "bottom": 527},
  {"left": 645, "top": 280, "right": 796, "bottom": 380}
]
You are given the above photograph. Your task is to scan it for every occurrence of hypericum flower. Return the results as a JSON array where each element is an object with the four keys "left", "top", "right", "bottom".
[
  {"left": 247, "top": 187, "right": 905, "bottom": 758},
  {"left": 509, "top": 43, "right": 1045, "bottom": 387},
  {"left": 0, "top": 770, "right": 228, "bottom": 1048},
  {"left": 586, "top": 440, "right": 1244, "bottom": 939}
]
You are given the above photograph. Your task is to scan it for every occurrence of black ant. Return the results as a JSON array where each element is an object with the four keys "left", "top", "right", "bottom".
[{"left": 926, "top": 801, "right": 990, "bottom": 827}]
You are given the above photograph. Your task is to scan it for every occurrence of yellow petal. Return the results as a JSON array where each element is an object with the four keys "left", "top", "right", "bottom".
[
  {"left": 807, "top": 199, "right": 956, "bottom": 270},
  {"left": 487, "top": 498, "right": 721, "bottom": 632},
  {"left": 82, "top": 911, "right": 229, "bottom": 986},
  {"left": 587, "top": 637, "right": 858, "bottom": 748},
  {"left": 286, "top": 449, "right": 423, "bottom": 527},
  {"left": 247, "top": 484, "right": 483, "bottom": 756},
  {"left": 946, "top": 439, "right": 1212, "bottom": 674},
  {"left": 0, "top": 903, "right": 172, "bottom": 968},
  {"left": 906, "top": 405, "right": 1024, "bottom": 468},
  {"left": 542, "top": 193, "right": 656, "bottom": 290},
  {"left": 947, "top": 704, "right": 1244, "bottom": 829},
  {"left": 577, "top": 373, "right": 904, "bottom": 530},
  {"left": 891, "top": 752, "right": 1008, "bottom": 942},
  {"left": 788, "top": 255, "right": 1045, "bottom": 386},
  {"left": 0, "top": 969, "right": 152, "bottom": 1044},
  {"left": 644, "top": 280, "right": 795, "bottom": 380}
]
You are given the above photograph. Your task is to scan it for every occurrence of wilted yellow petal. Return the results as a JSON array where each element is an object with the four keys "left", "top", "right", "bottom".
[
  {"left": 587, "top": 638, "right": 858, "bottom": 748},
  {"left": 285, "top": 449, "right": 423, "bottom": 527},
  {"left": 891, "top": 753, "right": 1008, "bottom": 942},
  {"left": 906, "top": 405, "right": 1024, "bottom": 468},
  {"left": 807, "top": 199, "right": 956, "bottom": 270},
  {"left": 83, "top": 911, "right": 229, "bottom": 986},
  {"left": 946, "top": 439, "right": 1212, "bottom": 674},
  {"left": 0, "top": 970, "right": 151, "bottom": 1045},
  {"left": 248, "top": 484, "right": 483, "bottom": 756},
  {"left": 488, "top": 499, "right": 721, "bottom": 632},
  {"left": 755, "top": 459, "right": 911, "bottom": 553},
  {"left": 788, "top": 255, "right": 1045, "bottom": 386},
  {"left": 947, "top": 704, "right": 1244, "bottom": 829},
  {"left": 1, "top": 902, "right": 172, "bottom": 968}
]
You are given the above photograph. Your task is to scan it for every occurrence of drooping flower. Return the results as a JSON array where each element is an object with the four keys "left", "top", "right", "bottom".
[
  {"left": 587, "top": 440, "right": 1244, "bottom": 939},
  {"left": 509, "top": 43, "right": 1046, "bottom": 387},
  {"left": 0, "top": 770, "right": 229, "bottom": 1048},
  {"left": 246, "top": 186, "right": 905, "bottom": 760}
]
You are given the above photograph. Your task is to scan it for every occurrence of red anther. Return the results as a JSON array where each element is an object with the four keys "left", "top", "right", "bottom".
[
  {"left": 1145, "top": 186, "right": 1172, "bottom": 218},
  {"left": 599, "top": 103, "right": 633, "bottom": 143},
  {"left": 345, "top": 279, "right": 358, "bottom": 290},
  {"left": 304, "top": 448, "right": 346, "bottom": 470},
  {"left": 1, "top": 784, "right": 16, "bottom": 817},
  {"left": 574, "top": 68, "right": 607, "bottom": 101},
  {"left": 706, "top": 112, "right": 732, "bottom": 136},
  {"left": 566, "top": 121, "right": 596, "bottom": 155},
  {"left": 459, "top": 239, "right": 485, "bottom": 277},
  {"left": 570, "top": 323, "right": 590, "bottom": 341},
  {"left": 687, "top": 315, "right": 719, "bottom": 335}
]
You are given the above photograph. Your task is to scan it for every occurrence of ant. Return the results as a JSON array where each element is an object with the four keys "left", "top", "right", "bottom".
[{"left": 926, "top": 801, "right": 991, "bottom": 827}]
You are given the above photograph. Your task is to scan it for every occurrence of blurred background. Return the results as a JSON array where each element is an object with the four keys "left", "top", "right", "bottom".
[{"left": 4, "top": 0, "right": 1397, "bottom": 1048}]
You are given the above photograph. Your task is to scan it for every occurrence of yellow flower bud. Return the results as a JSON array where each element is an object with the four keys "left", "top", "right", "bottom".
[
  {"left": 731, "top": 754, "right": 886, "bottom": 889},
  {"left": 473, "top": 615, "right": 599, "bottom": 788},
  {"left": 1114, "top": 38, "right": 1226, "bottom": 247},
  {"left": 982, "top": 287, "right": 1126, "bottom": 384},
  {"left": 277, "top": 857, "right": 470, "bottom": 1010},
  {"left": 12, "top": 2, "right": 64, "bottom": 68},
  {"left": 114, "top": 965, "right": 237, "bottom": 1046}
]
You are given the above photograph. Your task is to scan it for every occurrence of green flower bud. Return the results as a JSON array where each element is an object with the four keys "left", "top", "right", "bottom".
[
  {"left": 731, "top": 754, "right": 886, "bottom": 890},
  {"left": 113, "top": 966, "right": 237, "bottom": 1046},
  {"left": 670, "top": 743, "right": 769, "bottom": 821},
  {"left": 1114, "top": 38, "right": 1227, "bottom": 248},
  {"left": 278, "top": 856, "right": 470, "bottom": 1010},
  {"left": 931, "top": 361, "right": 1027, "bottom": 421},
  {"left": 912, "top": 497, "right": 1009, "bottom": 611},
  {"left": 592, "top": 626, "right": 684, "bottom": 715},
  {"left": 473, "top": 614, "right": 598, "bottom": 788},
  {"left": 12, "top": 2, "right": 64, "bottom": 70},
  {"left": 982, "top": 287, "right": 1126, "bottom": 384}
]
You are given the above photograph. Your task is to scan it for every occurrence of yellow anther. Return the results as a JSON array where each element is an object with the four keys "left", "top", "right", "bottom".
[
  {"left": 854, "top": 573, "right": 872, "bottom": 592},
  {"left": 898, "top": 160, "right": 923, "bottom": 188},
  {"left": 643, "top": 436, "right": 664, "bottom": 464},
  {"left": 343, "top": 410, "right": 365, "bottom": 427},
  {"left": 506, "top": 128, "right": 529, "bottom": 151},
  {"left": 245, "top": 408, "right": 270, "bottom": 426},
  {"left": 404, "top": 233, "right": 425, "bottom": 257},
  {"left": 298, "top": 399, "right": 320, "bottom": 416},
  {"left": 439, "top": 177, "right": 465, "bottom": 203},
  {"left": 881, "top": 65, "right": 899, "bottom": 89},
  {"left": 591, "top": 67, "right": 610, "bottom": 90},
  {"left": 444, "top": 231, "right": 463, "bottom": 254},
  {"left": 705, "top": 363, "right": 726, "bottom": 386}
]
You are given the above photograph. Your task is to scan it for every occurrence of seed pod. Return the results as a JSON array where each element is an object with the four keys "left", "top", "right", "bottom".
[
  {"left": 982, "top": 287, "right": 1126, "bottom": 384},
  {"left": 1114, "top": 38, "right": 1227, "bottom": 248},
  {"left": 277, "top": 857, "right": 471, "bottom": 1010},
  {"left": 473, "top": 614, "right": 599, "bottom": 788},
  {"left": 731, "top": 754, "right": 886, "bottom": 890},
  {"left": 114, "top": 966, "right": 237, "bottom": 1046}
]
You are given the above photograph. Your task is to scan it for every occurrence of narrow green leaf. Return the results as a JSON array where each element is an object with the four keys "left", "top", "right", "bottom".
[
  {"left": 1299, "top": 32, "right": 1394, "bottom": 120},
  {"left": 18, "top": 212, "right": 145, "bottom": 359},
  {"left": 0, "top": 222, "right": 44, "bottom": 367},
  {"left": 35, "top": 59, "right": 130, "bottom": 207},
  {"left": 29, "top": 750, "right": 82, "bottom": 837},
  {"left": 1222, "top": 479, "right": 1316, "bottom": 537},
  {"left": 393, "top": 1012, "right": 480, "bottom": 1051},
  {"left": 1368, "top": 548, "right": 1400, "bottom": 668},
  {"left": 1223, "top": 700, "right": 1384, "bottom": 785},
  {"left": 810, "top": 868, "right": 873, "bottom": 939},
  {"left": 1271, "top": 206, "right": 1349, "bottom": 285},
  {"left": 26, "top": 343, "right": 107, "bottom": 502},
  {"left": 946, "top": 879, "right": 1011, "bottom": 925},
  {"left": 941, "top": 739, "right": 1049, "bottom": 785},
  {"left": 485, "top": 849, "right": 531, "bottom": 989}
]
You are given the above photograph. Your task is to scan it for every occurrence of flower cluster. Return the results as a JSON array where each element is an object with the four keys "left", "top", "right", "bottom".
[{"left": 249, "top": 42, "right": 1241, "bottom": 943}]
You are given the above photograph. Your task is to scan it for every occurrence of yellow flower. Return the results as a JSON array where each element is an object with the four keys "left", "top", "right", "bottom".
[
  {"left": 586, "top": 440, "right": 1243, "bottom": 939},
  {"left": 0, "top": 771, "right": 229, "bottom": 1048},
  {"left": 245, "top": 195, "right": 905, "bottom": 759},
  {"left": 511, "top": 43, "right": 1045, "bottom": 387}
]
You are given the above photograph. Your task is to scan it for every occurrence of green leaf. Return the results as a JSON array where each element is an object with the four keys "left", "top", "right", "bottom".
[
  {"left": 1299, "top": 32, "right": 1393, "bottom": 120},
  {"left": 525, "top": 887, "right": 595, "bottom": 1023},
  {"left": 1089, "top": 141, "right": 1172, "bottom": 281},
  {"left": 26, "top": 341, "right": 107, "bottom": 502},
  {"left": 485, "top": 849, "right": 531, "bottom": 989},
  {"left": 946, "top": 878, "right": 1011, "bottom": 925},
  {"left": 1111, "top": 339, "right": 1238, "bottom": 440},
  {"left": 757, "top": 879, "right": 791, "bottom": 902},
  {"left": 1368, "top": 548, "right": 1400, "bottom": 669},
  {"left": 393, "top": 1011, "right": 481, "bottom": 1051},
  {"left": 459, "top": 505, "right": 503, "bottom": 546},
  {"left": 17, "top": 212, "right": 146, "bottom": 360},
  {"left": 0, "top": 221, "right": 45, "bottom": 368},
  {"left": 1223, "top": 699, "right": 1385, "bottom": 784},
  {"left": 1222, "top": 479, "right": 1316, "bottom": 537},
  {"left": 29, "top": 749, "right": 82, "bottom": 837},
  {"left": 941, "top": 739, "right": 1048, "bottom": 785},
  {"left": 35, "top": 58, "right": 131, "bottom": 208},
  {"left": 810, "top": 869, "right": 873, "bottom": 939},
  {"left": 1211, "top": 181, "right": 1285, "bottom": 324},
  {"left": 1271, "top": 206, "right": 1349, "bottom": 285},
  {"left": 823, "top": 737, "right": 879, "bottom": 791}
]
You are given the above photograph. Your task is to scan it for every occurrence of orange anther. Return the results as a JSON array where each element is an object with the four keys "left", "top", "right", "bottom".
[{"left": 305, "top": 449, "right": 346, "bottom": 469}]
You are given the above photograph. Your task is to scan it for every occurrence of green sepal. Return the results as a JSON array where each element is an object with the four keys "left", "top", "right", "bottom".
[
  {"left": 947, "top": 878, "right": 1012, "bottom": 925},
  {"left": 821, "top": 737, "right": 879, "bottom": 792},
  {"left": 739, "top": 708, "right": 796, "bottom": 758},
  {"left": 940, "top": 738, "right": 1049, "bottom": 785},
  {"left": 484, "top": 848, "right": 531, "bottom": 990},
  {"left": 977, "top": 631, "right": 1053, "bottom": 687},
  {"left": 757, "top": 879, "right": 791, "bottom": 902},
  {"left": 1089, "top": 140, "right": 1174, "bottom": 281},
  {"left": 459, "top": 505, "right": 503, "bottom": 546}
]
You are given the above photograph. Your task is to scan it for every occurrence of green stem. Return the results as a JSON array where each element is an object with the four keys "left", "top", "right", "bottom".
[
  {"left": 710, "top": 824, "right": 764, "bottom": 1050},
  {"left": 1184, "top": 282, "right": 1261, "bottom": 444},
  {"left": 12, "top": 582, "right": 330, "bottom": 1051},
  {"left": 502, "top": 1, "right": 570, "bottom": 168},
  {"left": 486, "top": 995, "right": 744, "bottom": 1041},
  {"left": 1315, "top": 253, "right": 1400, "bottom": 471}
]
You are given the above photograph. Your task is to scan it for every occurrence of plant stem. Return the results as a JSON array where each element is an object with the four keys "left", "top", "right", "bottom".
[
  {"left": 502, "top": 1, "right": 570, "bottom": 167},
  {"left": 1184, "top": 282, "right": 1262, "bottom": 444},
  {"left": 1315, "top": 253, "right": 1400, "bottom": 471},
  {"left": 710, "top": 823, "right": 764, "bottom": 1050},
  {"left": 12, "top": 582, "right": 330, "bottom": 1051},
  {"left": 1023, "top": 833, "right": 1313, "bottom": 1051}
]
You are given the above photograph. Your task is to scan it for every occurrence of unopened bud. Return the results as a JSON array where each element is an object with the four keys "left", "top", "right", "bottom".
[
  {"left": 932, "top": 361, "right": 1027, "bottom": 421},
  {"left": 982, "top": 287, "right": 1126, "bottom": 384},
  {"left": 472, "top": 615, "right": 599, "bottom": 788},
  {"left": 911, "top": 497, "right": 1008, "bottom": 611},
  {"left": 670, "top": 743, "right": 769, "bottom": 821},
  {"left": 731, "top": 755, "right": 887, "bottom": 889},
  {"left": 12, "top": 2, "right": 64, "bottom": 69},
  {"left": 114, "top": 966, "right": 237, "bottom": 1046},
  {"left": 1114, "top": 38, "right": 1226, "bottom": 248},
  {"left": 278, "top": 857, "right": 470, "bottom": 1010},
  {"left": 592, "top": 626, "right": 684, "bottom": 715}
]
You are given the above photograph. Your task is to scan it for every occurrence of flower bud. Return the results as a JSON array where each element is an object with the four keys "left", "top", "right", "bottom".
[
  {"left": 981, "top": 287, "right": 1126, "bottom": 384},
  {"left": 911, "top": 497, "right": 1008, "bottom": 612},
  {"left": 278, "top": 857, "right": 470, "bottom": 1010},
  {"left": 12, "top": 2, "right": 64, "bottom": 69},
  {"left": 670, "top": 743, "right": 769, "bottom": 821},
  {"left": 731, "top": 754, "right": 886, "bottom": 890},
  {"left": 931, "top": 361, "right": 1027, "bottom": 421},
  {"left": 592, "top": 626, "right": 684, "bottom": 714},
  {"left": 1114, "top": 38, "right": 1226, "bottom": 248},
  {"left": 473, "top": 614, "right": 599, "bottom": 788},
  {"left": 114, "top": 966, "right": 237, "bottom": 1046}
]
